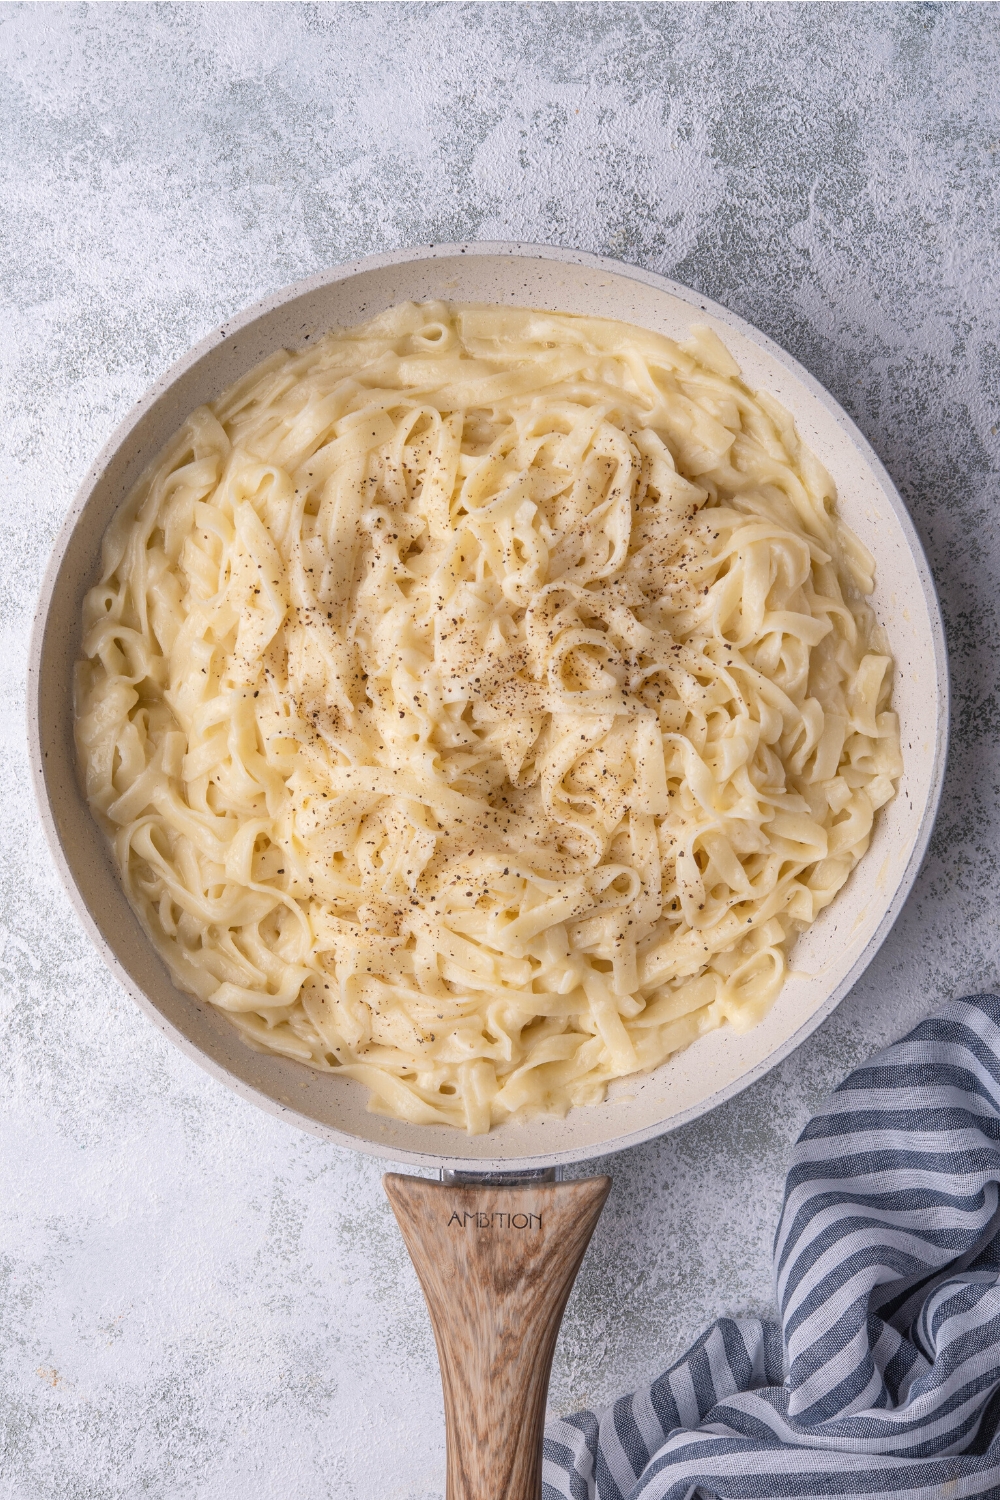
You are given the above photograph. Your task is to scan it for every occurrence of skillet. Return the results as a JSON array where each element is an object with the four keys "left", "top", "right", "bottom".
[{"left": 28, "top": 243, "right": 948, "bottom": 1498}]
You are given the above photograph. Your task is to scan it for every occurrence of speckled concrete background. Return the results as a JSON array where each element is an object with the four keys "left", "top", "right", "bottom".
[{"left": 1, "top": 3, "right": 998, "bottom": 1496}]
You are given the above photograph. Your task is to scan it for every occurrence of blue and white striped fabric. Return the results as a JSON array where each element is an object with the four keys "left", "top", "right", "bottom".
[{"left": 544, "top": 994, "right": 1000, "bottom": 1500}]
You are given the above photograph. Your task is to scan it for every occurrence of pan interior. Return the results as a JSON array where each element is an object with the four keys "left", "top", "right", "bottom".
[{"left": 30, "top": 245, "right": 946, "bottom": 1171}]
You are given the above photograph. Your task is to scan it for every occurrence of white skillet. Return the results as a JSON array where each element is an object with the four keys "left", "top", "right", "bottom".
[{"left": 28, "top": 244, "right": 948, "bottom": 1498}]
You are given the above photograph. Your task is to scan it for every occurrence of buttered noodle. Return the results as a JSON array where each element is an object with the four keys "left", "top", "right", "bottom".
[{"left": 75, "top": 303, "right": 902, "bottom": 1133}]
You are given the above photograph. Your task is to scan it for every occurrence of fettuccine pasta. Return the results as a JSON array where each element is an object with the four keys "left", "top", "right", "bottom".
[{"left": 75, "top": 303, "right": 902, "bottom": 1133}]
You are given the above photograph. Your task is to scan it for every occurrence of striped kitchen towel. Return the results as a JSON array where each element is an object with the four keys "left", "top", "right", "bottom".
[{"left": 543, "top": 993, "right": 1000, "bottom": 1499}]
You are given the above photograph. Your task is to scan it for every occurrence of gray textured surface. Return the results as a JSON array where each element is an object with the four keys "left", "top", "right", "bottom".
[{"left": 1, "top": 3, "right": 998, "bottom": 1496}]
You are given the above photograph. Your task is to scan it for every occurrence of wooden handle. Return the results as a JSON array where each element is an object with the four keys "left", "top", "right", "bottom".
[{"left": 384, "top": 1173, "right": 611, "bottom": 1500}]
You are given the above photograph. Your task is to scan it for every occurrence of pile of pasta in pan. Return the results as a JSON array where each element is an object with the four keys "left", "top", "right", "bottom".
[{"left": 75, "top": 302, "right": 902, "bottom": 1133}]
